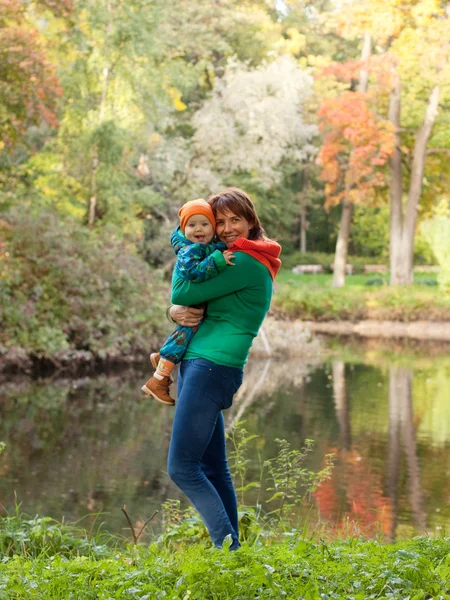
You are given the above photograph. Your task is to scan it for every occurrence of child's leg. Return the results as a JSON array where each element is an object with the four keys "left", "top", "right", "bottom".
[{"left": 154, "top": 325, "right": 197, "bottom": 380}]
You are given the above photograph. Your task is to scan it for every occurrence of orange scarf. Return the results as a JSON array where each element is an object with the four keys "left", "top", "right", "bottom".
[{"left": 230, "top": 238, "right": 282, "bottom": 280}]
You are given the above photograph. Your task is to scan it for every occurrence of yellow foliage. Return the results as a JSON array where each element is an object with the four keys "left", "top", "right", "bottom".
[
  {"left": 162, "top": 83, "right": 187, "bottom": 112},
  {"left": 411, "top": 0, "right": 445, "bottom": 26},
  {"left": 276, "top": 28, "right": 306, "bottom": 56},
  {"left": 78, "top": 8, "right": 91, "bottom": 37}
]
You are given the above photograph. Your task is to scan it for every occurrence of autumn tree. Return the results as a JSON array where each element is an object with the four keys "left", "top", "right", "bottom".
[
  {"left": 316, "top": 54, "right": 395, "bottom": 287},
  {"left": 332, "top": 0, "right": 450, "bottom": 285}
]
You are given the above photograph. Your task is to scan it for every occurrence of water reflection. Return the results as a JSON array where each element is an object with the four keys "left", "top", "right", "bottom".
[
  {"left": 389, "top": 366, "right": 427, "bottom": 537},
  {"left": 0, "top": 349, "right": 449, "bottom": 540}
]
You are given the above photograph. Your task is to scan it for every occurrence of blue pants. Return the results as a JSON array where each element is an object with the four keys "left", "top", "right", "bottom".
[
  {"left": 160, "top": 325, "right": 196, "bottom": 364},
  {"left": 167, "top": 358, "right": 243, "bottom": 549}
]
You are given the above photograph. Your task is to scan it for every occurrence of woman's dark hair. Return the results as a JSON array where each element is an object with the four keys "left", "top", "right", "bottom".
[{"left": 207, "top": 187, "right": 266, "bottom": 241}]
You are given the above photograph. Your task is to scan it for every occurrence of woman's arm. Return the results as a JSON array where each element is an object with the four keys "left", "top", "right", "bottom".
[{"left": 171, "top": 252, "right": 257, "bottom": 305}]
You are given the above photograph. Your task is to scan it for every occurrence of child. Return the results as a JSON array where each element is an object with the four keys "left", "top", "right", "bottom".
[{"left": 141, "top": 198, "right": 234, "bottom": 405}]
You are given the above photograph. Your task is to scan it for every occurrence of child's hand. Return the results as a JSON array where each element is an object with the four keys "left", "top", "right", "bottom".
[{"left": 223, "top": 250, "right": 235, "bottom": 265}]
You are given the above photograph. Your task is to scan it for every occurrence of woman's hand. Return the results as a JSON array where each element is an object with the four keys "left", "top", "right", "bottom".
[
  {"left": 223, "top": 250, "right": 235, "bottom": 266},
  {"left": 169, "top": 305, "right": 204, "bottom": 327}
]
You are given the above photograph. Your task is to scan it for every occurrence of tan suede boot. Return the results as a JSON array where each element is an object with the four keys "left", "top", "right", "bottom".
[
  {"left": 150, "top": 352, "right": 174, "bottom": 383},
  {"left": 149, "top": 352, "right": 160, "bottom": 369},
  {"left": 141, "top": 375, "right": 175, "bottom": 406}
]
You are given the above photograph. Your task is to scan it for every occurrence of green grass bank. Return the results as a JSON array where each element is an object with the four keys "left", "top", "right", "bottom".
[
  {"left": 0, "top": 516, "right": 449, "bottom": 599},
  {"left": 273, "top": 270, "right": 450, "bottom": 323}
]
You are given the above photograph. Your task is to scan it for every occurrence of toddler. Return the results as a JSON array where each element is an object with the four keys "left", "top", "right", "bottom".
[{"left": 141, "top": 198, "right": 234, "bottom": 405}]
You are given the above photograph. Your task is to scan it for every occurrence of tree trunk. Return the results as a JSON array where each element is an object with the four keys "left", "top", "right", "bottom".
[
  {"left": 332, "top": 31, "right": 371, "bottom": 287},
  {"left": 332, "top": 199, "right": 353, "bottom": 288},
  {"left": 387, "top": 367, "right": 402, "bottom": 542},
  {"left": 87, "top": 0, "right": 112, "bottom": 228},
  {"left": 389, "top": 72, "right": 441, "bottom": 284},
  {"left": 399, "top": 86, "right": 440, "bottom": 284},
  {"left": 88, "top": 153, "right": 98, "bottom": 229},
  {"left": 332, "top": 361, "right": 351, "bottom": 451},
  {"left": 389, "top": 79, "right": 403, "bottom": 285},
  {"left": 399, "top": 367, "right": 426, "bottom": 531},
  {"left": 300, "top": 204, "right": 307, "bottom": 254},
  {"left": 357, "top": 31, "right": 371, "bottom": 94},
  {"left": 388, "top": 366, "right": 426, "bottom": 538}
]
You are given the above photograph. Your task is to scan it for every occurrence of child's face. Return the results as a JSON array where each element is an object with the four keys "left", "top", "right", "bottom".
[{"left": 184, "top": 214, "right": 214, "bottom": 244}]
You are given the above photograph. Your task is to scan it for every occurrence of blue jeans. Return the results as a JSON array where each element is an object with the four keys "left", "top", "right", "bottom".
[{"left": 167, "top": 358, "right": 243, "bottom": 549}]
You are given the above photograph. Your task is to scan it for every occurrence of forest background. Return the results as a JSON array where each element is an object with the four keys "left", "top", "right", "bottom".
[{"left": 1, "top": 0, "right": 450, "bottom": 365}]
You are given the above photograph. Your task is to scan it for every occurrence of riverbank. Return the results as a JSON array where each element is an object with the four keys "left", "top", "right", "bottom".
[
  {"left": 299, "top": 319, "right": 450, "bottom": 341},
  {"left": 0, "top": 515, "right": 449, "bottom": 598},
  {"left": 2, "top": 313, "right": 450, "bottom": 376}
]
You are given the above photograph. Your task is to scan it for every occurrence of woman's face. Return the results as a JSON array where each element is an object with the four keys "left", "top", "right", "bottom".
[{"left": 215, "top": 209, "right": 253, "bottom": 248}]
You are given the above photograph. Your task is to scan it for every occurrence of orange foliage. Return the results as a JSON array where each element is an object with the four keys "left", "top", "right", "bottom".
[
  {"left": 316, "top": 91, "right": 395, "bottom": 207},
  {"left": 314, "top": 448, "right": 393, "bottom": 537},
  {"left": 318, "top": 55, "right": 398, "bottom": 93}
]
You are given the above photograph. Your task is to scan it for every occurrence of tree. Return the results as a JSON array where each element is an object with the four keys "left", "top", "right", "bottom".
[
  {"left": 387, "top": 2, "right": 450, "bottom": 284},
  {"left": 0, "top": 0, "right": 62, "bottom": 151},
  {"left": 192, "top": 55, "right": 317, "bottom": 189},
  {"left": 331, "top": 0, "right": 450, "bottom": 285},
  {"left": 316, "top": 52, "right": 395, "bottom": 287}
]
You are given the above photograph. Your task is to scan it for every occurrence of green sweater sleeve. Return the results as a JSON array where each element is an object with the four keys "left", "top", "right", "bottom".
[{"left": 171, "top": 252, "right": 257, "bottom": 305}]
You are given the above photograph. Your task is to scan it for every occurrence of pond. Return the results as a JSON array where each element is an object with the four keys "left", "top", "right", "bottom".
[{"left": 1, "top": 340, "right": 449, "bottom": 542}]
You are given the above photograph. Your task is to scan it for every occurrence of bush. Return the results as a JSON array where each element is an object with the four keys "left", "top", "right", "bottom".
[{"left": 0, "top": 208, "right": 170, "bottom": 360}]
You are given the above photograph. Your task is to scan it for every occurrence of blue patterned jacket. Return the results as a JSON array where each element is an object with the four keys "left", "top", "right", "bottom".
[{"left": 170, "top": 227, "right": 227, "bottom": 283}]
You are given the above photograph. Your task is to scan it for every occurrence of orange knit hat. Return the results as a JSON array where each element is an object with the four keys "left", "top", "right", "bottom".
[{"left": 178, "top": 198, "right": 216, "bottom": 232}]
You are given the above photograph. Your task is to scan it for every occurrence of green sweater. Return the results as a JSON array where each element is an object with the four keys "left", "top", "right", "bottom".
[{"left": 171, "top": 252, "right": 273, "bottom": 368}]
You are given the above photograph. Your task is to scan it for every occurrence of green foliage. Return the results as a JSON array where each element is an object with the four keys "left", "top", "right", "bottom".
[
  {"left": 351, "top": 205, "right": 390, "bottom": 258},
  {"left": 0, "top": 509, "right": 112, "bottom": 559},
  {"left": 264, "top": 439, "right": 334, "bottom": 529},
  {"left": 227, "top": 422, "right": 260, "bottom": 505},
  {"left": 0, "top": 207, "right": 169, "bottom": 359}
]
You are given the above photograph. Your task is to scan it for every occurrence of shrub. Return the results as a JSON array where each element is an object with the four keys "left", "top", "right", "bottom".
[{"left": 0, "top": 208, "right": 170, "bottom": 359}]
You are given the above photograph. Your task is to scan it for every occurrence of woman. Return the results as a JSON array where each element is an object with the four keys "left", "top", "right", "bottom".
[{"left": 167, "top": 188, "right": 281, "bottom": 550}]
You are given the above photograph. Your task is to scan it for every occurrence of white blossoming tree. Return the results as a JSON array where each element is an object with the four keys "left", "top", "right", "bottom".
[{"left": 192, "top": 55, "right": 317, "bottom": 190}]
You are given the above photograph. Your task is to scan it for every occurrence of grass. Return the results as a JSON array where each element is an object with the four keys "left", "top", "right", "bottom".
[
  {"left": 275, "top": 270, "right": 438, "bottom": 288},
  {"left": 273, "top": 270, "right": 450, "bottom": 322},
  {"left": 0, "top": 518, "right": 449, "bottom": 599}
]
